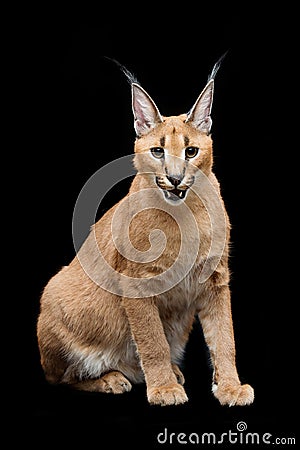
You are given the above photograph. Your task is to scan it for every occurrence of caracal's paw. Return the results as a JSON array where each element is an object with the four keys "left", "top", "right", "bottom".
[
  {"left": 71, "top": 370, "right": 132, "bottom": 393},
  {"left": 99, "top": 371, "right": 132, "bottom": 394},
  {"left": 147, "top": 383, "right": 188, "bottom": 406},
  {"left": 213, "top": 382, "right": 254, "bottom": 406}
]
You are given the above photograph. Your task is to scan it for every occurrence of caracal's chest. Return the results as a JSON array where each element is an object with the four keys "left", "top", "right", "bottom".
[{"left": 145, "top": 203, "right": 213, "bottom": 306}]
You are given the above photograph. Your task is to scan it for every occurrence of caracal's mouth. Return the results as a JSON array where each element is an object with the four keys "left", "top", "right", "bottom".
[
  {"left": 163, "top": 188, "right": 187, "bottom": 202},
  {"left": 155, "top": 177, "right": 189, "bottom": 202}
]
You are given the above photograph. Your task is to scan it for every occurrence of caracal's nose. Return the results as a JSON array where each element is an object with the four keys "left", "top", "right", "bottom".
[{"left": 166, "top": 175, "right": 182, "bottom": 187}]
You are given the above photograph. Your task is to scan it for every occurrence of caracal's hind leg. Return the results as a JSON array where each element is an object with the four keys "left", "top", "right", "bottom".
[{"left": 71, "top": 371, "right": 132, "bottom": 394}]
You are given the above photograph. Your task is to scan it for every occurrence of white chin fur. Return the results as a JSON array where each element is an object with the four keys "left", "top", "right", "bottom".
[{"left": 212, "top": 383, "right": 218, "bottom": 393}]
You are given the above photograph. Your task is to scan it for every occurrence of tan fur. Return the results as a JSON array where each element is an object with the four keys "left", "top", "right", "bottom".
[{"left": 37, "top": 79, "right": 254, "bottom": 406}]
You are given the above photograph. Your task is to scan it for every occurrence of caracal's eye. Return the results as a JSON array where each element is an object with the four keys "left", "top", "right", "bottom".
[
  {"left": 185, "top": 147, "right": 199, "bottom": 159},
  {"left": 150, "top": 147, "right": 165, "bottom": 159}
]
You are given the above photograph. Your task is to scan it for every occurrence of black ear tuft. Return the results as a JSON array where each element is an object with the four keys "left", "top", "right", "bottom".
[
  {"left": 103, "top": 56, "right": 140, "bottom": 85},
  {"left": 207, "top": 50, "right": 229, "bottom": 82}
]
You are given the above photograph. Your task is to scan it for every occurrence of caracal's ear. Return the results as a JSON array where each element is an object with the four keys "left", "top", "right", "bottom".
[
  {"left": 132, "top": 83, "right": 163, "bottom": 137},
  {"left": 186, "top": 52, "right": 227, "bottom": 134},
  {"left": 185, "top": 80, "right": 214, "bottom": 134}
]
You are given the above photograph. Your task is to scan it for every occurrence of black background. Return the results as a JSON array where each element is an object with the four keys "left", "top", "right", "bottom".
[{"left": 13, "top": 6, "right": 296, "bottom": 448}]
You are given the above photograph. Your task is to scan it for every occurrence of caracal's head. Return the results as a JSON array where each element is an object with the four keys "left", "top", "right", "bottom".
[{"left": 130, "top": 57, "right": 224, "bottom": 203}]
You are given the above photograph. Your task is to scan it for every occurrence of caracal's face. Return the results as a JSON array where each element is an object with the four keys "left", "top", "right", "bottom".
[{"left": 134, "top": 115, "right": 213, "bottom": 203}]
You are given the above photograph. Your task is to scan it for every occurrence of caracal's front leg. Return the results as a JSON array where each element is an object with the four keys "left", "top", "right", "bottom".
[
  {"left": 122, "top": 297, "right": 188, "bottom": 406},
  {"left": 198, "top": 284, "right": 254, "bottom": 406}
]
